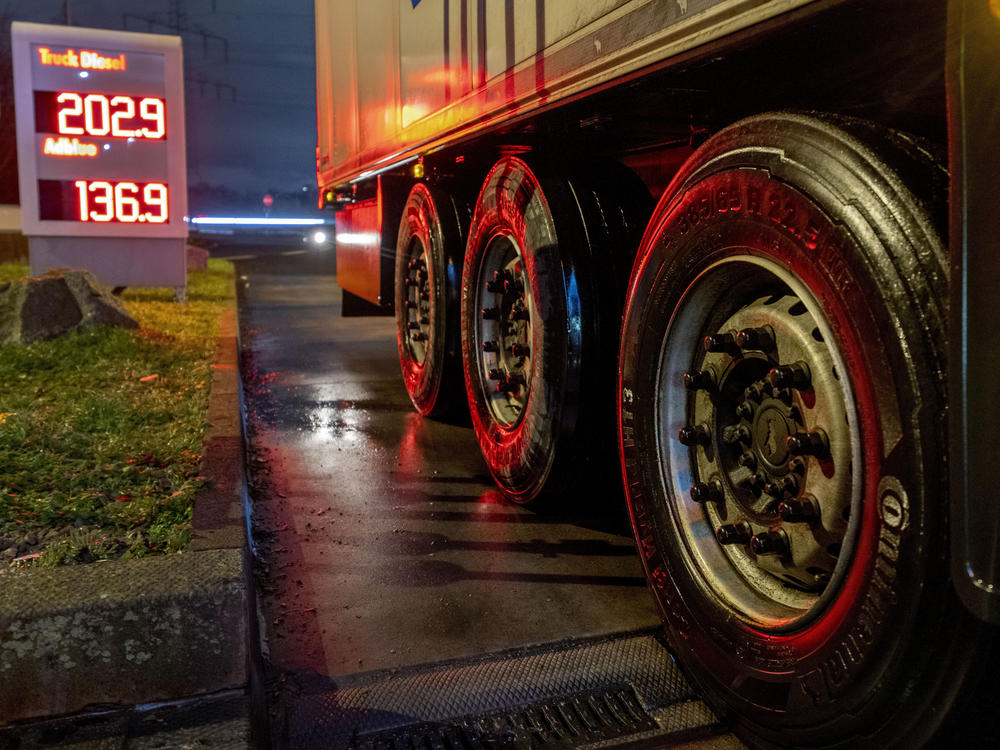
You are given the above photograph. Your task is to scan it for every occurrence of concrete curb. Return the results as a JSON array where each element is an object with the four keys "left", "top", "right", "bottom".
[{"left": 0, "top": 305, "right": 255, "bottom": 729}]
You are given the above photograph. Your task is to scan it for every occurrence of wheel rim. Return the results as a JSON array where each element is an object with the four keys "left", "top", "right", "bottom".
[
  {"left": 657, "top": 255, "right": 862, "bottom": 630},
  {"left": 472, "top": 233, "right": 534, "bottom": 428},
  {"left": 401, "top": 236, "right": 431, "bottom": 365}
]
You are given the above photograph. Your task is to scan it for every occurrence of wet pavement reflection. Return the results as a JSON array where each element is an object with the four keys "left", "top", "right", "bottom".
[{"left": 236, "top": 252, "right": 660, "bottom": 685}]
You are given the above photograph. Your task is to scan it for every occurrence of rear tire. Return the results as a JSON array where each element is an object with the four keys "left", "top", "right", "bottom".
[{"left": 618, "top": 113, "right": 990, "bottom": 747}]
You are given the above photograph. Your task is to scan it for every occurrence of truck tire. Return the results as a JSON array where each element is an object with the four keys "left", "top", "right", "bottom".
[
  {"left": 462, "top": 156, "right": 648, "bottom": 505},
  {"left": 395, "top": 182, "right": 466, "bottom": 418},
  {"left": 618, "top": 113, "right": 991, "bottom": 747}
]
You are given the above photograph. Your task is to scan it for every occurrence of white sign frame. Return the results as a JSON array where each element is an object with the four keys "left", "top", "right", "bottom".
[{"left": 11, "top": 21, "right": 187, "bottom": 239}]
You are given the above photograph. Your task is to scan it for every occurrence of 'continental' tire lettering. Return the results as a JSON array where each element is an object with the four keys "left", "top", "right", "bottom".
[{"left": 796, "top": 478, "right": 907, "bottom": 706}]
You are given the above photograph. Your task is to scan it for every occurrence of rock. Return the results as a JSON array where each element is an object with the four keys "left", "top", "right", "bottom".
[
  {"left": 187, "top": 245, "right": 209, "bottom": 270},
  {"left": 2, "top": 547, "right": 17, "bottom": 560},
  {"left": 24, "top": 532, "right": 38, "bottom": 546},
  {"left": 0, "top": 268, "right": 137, "bottom": 344}
]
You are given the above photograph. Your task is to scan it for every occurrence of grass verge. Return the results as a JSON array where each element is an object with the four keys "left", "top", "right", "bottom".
[{"left": 0, "top": 259, "right": 234, "bottom": 568}]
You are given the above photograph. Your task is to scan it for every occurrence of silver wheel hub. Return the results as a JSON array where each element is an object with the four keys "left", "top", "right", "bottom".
[
  {"left": 659, "top": 256, "right": 861, "bottom": 628},
  {"left": 473, "top": 234, "right": 534, "bottom": 428}
]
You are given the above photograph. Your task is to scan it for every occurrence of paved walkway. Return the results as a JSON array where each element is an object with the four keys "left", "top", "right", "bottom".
[{"left": 236, "top": 253, "right": 660, "bottom": 680}]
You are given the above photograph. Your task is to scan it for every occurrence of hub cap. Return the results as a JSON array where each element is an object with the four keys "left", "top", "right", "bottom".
[
  {"left": 658, "top": 256, "right": 861, "bottom": 629},
  {"left": 473, "top": 234, "right": 534, "bottom": 427}
]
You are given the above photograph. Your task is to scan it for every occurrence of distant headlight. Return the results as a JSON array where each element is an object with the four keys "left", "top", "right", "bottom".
[{"left": 312, "top": 230, "right": 328, "bottom": 244}]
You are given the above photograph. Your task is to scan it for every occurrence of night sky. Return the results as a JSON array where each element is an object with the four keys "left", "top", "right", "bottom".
[{"left": 2, "top": 0, "right": 317, "bottom": 215}]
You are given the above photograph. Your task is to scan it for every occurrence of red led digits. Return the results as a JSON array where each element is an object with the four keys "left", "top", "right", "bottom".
[
  {"left": 54, "top": 92, "right": 166, "bottom": 139},
  {"left": 74, "top": 180, "right": 168, "bottom": 223},
  {"left": 138, "top": 98, "right": 165, "bottom": 138}
]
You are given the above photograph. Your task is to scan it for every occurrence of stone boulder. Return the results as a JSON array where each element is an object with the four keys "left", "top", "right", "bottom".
[{"left": 0, "top": 268, "right": 138, "bottom": 345}]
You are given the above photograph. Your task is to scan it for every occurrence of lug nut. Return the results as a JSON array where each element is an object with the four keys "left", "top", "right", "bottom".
[
  {"left": 787, "top": 430, "right": 829, "bottom": 457},
  {"left": 486, "top": 270, "right": 510, "bottom": 293},
  {"left": 738, "top": 451, "right": 757, "bottom": 471},
  {"left": 779, "top": 495, "right": 821, "bottom": 522},
  {"left": 740, "top": 472, "right": 766, "bottom": 491},
  {"left": 716, "top": 522, "right": 753, "bottom": 545},
  {"left": 736, "top": 400, "right": 755, "bottom": 420},
  {"left": 677, "top": 423, "right": 711, "bottom": 446},
  {"left": 407, "top": 258, "right": 425, "bottom": 271},
  {"left": 744, "top": 382, "right": 767, "bottom": 402},
  {"left": 404, "top": 300, "right": 418, "bottom": 309},
  {"left": 419, "top": 316, "right": 430, "bottom": 325},
  {"left": 407, "top": 321, "right": 420, "bottom": 330},
  {"left": 735, "top": 326, "right": 774, "bottom": 351},
  {"left": 511, "top": 307, "right": 530, "bottom": 321},
  {"left": 764, "top": 475, "right": 799, "bottom": 498},
  {"left": 487, "top": 368, "right": 504, "bottom": 381},
  {"left": 768, "top": 362, "right": 811, "bottom": 390},
  {"left": 510, "top": 343, "right": 530, "bottom": 357},
  {"left": 411, "top": 332, "right": 428, "bottom": 342},
  {"left": 504, "top": 372, "right": 526, "bottom": 391},
  {"left": 482, "top": 306, "right": 501, "bottom": 320},
  {"left": 703, "top": 332, "right": 738, "bottom": 354},
  {"left": 750, "top": 529, "right": 789, "bottom": 556},
  {"left": 504, "top": 278, "right": 524, "bottom": 295},
  {"left": 419, "top": 290, "right": 430, "bottom": 301},
  {"left": 722, "top": 424, "right": 751, "bottom": 445},
  {"left": 404, "top": 276, "right": 419, "bottom": 287},
  {"left": 690, "top": 480, "right": 724, "bottom": 503},
  {"left": 682, "top": 369, "right": 716, "bottom": 391},
  {"left": 482, "top": 340, "right": 499, "bottom": 353}
]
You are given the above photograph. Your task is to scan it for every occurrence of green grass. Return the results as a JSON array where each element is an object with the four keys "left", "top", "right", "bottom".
[{"left": 0, "top": 259, "right": 234, "bottom": 566}]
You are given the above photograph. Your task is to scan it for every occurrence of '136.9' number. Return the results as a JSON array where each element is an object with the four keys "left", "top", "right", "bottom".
[{"left": 74, "top": 180, "right": 168, "bottom": 223}]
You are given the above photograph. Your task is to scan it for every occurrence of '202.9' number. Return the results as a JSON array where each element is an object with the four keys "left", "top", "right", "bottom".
[
  {"left": 57, "top": 93, "right": 166, "bottom": 139},
  {"left": 74, "top": 180, "right": 168, "bottom": 223}
]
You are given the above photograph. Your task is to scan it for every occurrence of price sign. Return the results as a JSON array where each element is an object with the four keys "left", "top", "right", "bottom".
[{"left": 11, "top": 22, "right": 187, "bottom": 289}]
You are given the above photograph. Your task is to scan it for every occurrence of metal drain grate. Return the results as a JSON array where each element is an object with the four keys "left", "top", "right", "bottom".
[
  {"left": 347, "top": 684, "right": 657, "bottom": 750},
  {"left": 275, "top": 631, "right": 723, "bottom": 749}
]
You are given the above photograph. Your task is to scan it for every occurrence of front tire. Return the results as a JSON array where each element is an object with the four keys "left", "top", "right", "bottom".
[{"left": 618, "top": 113, "right": 988, "bottom": 747}]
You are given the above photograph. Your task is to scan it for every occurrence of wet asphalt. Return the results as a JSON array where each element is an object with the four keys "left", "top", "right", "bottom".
[{"left": 233, "top": 248, "right": 664, "bottom": 742}]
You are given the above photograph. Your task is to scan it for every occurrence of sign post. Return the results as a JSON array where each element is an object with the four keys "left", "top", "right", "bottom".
[{"left": 11, "top": 22, "right": 188, "bottom": 297}]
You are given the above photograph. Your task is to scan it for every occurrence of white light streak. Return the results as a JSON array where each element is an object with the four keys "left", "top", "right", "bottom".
[
  {"left": 189, "top": 217, "right": 326, "bottom": 226},
  {"left": 335, "top": 232, "right": 379, "bottom": 246}
]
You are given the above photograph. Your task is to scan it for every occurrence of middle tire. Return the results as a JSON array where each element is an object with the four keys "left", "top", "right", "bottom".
[{"left": 461, "top": 156, "right": 650, "bottom": 504}]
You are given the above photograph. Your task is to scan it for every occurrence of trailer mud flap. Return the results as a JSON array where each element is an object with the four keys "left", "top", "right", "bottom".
[{"left": 335, "top": 176, "right": 408, "bottom": 309}]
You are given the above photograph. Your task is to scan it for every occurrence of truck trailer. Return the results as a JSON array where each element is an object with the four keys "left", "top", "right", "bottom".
[{"left": 313, "top": 1, "right": 999, "bottom": 746}]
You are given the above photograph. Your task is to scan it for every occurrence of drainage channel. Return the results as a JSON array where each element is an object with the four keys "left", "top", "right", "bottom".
[{"left": 270, "top": 630, "right": 730, "bottom": 750}]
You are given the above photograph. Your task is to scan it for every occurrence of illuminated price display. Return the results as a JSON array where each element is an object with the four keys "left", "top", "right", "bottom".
[
  {"left": 12, "top": 21, "right": 187, "bottom": 248},
  {"left": 37, "top": 179, "right": 169, "bottom": 224},
  {"left": 34, "top": 91, "right": 167, "bottom": 140}
]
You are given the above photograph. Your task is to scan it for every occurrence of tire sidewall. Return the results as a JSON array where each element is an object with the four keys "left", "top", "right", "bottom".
[
  {"left": 619, "top": 140, "right": 945, "bottom": 742},
  {"left": 396, "top": 183, "right": 452, "bottom": 416},
  {"left": 461, "top": 158, "right": 573, "bottom": 502}
]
